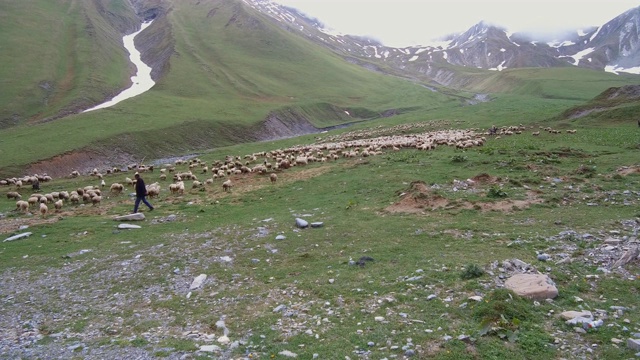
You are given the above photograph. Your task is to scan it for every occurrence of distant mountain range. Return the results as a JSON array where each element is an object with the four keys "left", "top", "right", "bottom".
[{"left": 246, "top": 0, "right": 640, "bottom": 85}]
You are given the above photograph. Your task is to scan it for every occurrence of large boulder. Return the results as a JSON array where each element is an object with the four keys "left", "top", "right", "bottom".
[{"left": 504, "top": 273, "right": 558, "bottom": 300}]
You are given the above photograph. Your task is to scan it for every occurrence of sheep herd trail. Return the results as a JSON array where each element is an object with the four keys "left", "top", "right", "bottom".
[{"left": 83, "top": 20, "right": 155, "bottom": 113}]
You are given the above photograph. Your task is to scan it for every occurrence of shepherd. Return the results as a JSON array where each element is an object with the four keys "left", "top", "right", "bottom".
[{"left": 133, "top": 173, "right": 154, "bottom": 213}]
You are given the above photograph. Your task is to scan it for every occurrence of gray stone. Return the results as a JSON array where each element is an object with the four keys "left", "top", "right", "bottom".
[
  {"left": 505, "top": 274, "right": 558, "bottom": 300},
  {"left": 561, "top": 310, "right": 593, "bottom": 321},
  {"left": 113, "top": 213, "right": 145, "bottom": 221},
  {"left": 295, "top": 218, "right": 309, "bottom": 228},
  {"left": 189, "top": 274, "right": 207, "bottom": 290},
  {"left": 276, "top": 235, "right": 287, "bottom": 240},
  {"left": 367, "top": 341, "right": 375, "bottom": 347},
  {"left": 537, "top": 253, "right": 551, "bottom": 261},
  {"left": 199, "top": 345, "right": 221, "bottom": 352},
  {"left": 3, "top": 232, "right": 32, "bottom": 242},
  {"left": 273, "top": 304, "right": 287, "bottom": 313},
  {"left": 310, "top": 222, "right": 324, "bottom": 228},
  {"left": 629, "top": 338, "right": 640, "bottom": 351},
  {"left": 427, "top": 294, "right": 437, "bottom": 301},
  {"left": 118, "top": 224, "right": 141, "bottom": 229},
  {"left": 566, "top": 317, "right": 593, "bottom": 326},
  {"left": 279, "top": 350, "right": 298, "bottom": 358},
  {"left": 405, "top": 349, "right": 416, "bottom": 357}
]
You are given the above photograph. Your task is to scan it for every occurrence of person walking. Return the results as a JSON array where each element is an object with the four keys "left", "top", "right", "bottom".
[{"left": 133, "top": 173, "right": 154, "bottom": 213}]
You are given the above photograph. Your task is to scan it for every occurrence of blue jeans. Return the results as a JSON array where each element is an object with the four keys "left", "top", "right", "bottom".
[{"left": 134, "top": 196, "right": 153, "bottom": 213}]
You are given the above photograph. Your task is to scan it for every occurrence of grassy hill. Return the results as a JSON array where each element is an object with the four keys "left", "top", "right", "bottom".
[
  {"left": 0, "top": 0, "right": 465, "bottom": 177},
  {"left": 0, "top": 0, "right": 139, "bottom": 126},
  {"left": 1, "top": 1, "right": 639, "bottom": 178}
]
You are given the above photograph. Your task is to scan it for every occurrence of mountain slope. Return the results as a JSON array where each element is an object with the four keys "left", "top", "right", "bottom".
[
  {"left": 0, "top": 0, "right": 141, "bottom": 127},
  {"left": 0, "top": 0, "right": 457, "bottom": 176},
  {"left": 559, "top": 84, "right": 640, "bottom": 124}
]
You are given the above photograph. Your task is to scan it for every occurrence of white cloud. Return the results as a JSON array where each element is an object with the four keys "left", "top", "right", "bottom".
[{"left": 272, "top": 0, "right": 639, "bottom": 47}]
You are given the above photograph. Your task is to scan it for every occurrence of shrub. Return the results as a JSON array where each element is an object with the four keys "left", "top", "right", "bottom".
[
  {"left": 487, "top": 186, "right": 508, "bottom": 198},
  {"left": 460, "top": 263, "right": 485, "bottom": 280},
  {"left": 451, "top": 154, "right": 468, "bottom": 163}
]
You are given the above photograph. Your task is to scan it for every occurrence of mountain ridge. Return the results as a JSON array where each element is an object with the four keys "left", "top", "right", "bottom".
[{"left": 248, "top": 1, "right": 640, "bottom": 85}]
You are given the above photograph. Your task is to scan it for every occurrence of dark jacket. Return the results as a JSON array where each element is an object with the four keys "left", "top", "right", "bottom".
[{"left": 135, "top": 177, "right": 147, "bottom": 197}]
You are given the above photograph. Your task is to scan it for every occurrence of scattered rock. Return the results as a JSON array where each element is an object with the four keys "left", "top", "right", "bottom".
[
  {"left": 405, "top": 349, "right": 416, "bottom": 357},
  {"left": 566, "top": 317, "right": 593, "bottom": 326},
  {"left": 628, "top": 338, "right": 640, "bottom": 351},
  {"left": 273, "top": 305, "right": 287, "bottom": 313},
  {"left": 118, "top": 224, "right": 141, "bottom": 229},
  {"left": 113, "top": 213, "right": 145, "bottom": 221},
  {"left": 427, "top": 295, "right": 437, "bottom": 301},
  {"left": 612, "top": 246, "right": 639, "bottom": 268},
  {"left": 3, "top": 232, "right": 32, "bottom": 242},
  {"left": 276, "top": 235, "right": 286, "bottom": 240},
  {"left": 199, "top": 345, "right": 221, "bottom": 352},
  {"left": 279, "top": 350, "right": 298, "bottom": 358},
  {"left": 469, "top": 296, "right": 483, "bottom": 302},
  {"left": 310, "top": 222, "right": 324, "bottom": 228},
  {"left": 561, "top": 310, "right": 593, "bottom": 321},
  {"left": 374, "top": 316, "right": 385, "bottom": 322},
  {"left": 295, "top": 218, "right": 309, "bottom": 228},
  {"left": 189, "top": 274, "right": 207, "bottom": 290},
  {"left": 504, "top": 274, "right": 558, "bottom": 300},
  {"left": 537, "top": 253, "right": 551, "bottom": 261},
  {"left": 217, "top": 335, "right": 230, "bottom": 345}
]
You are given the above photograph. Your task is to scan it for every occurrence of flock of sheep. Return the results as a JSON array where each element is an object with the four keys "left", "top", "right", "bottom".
[{"left": 2, "top": 124, "right": 572, "bottom": 217}]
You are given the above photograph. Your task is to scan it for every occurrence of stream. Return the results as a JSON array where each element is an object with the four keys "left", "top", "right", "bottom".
[{"left": 84, "top": 21, "right": 155, "bottom": 112}]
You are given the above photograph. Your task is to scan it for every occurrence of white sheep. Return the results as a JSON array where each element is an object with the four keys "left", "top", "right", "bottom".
[
  {"left": 222, "top": 179, "right": 233, "bottom": 192},
  {"left": 110, "top": 183, "right": 124, "bottom": 195},
  {"left": 54, "top": 199, "right": 63, "bottom": 211},
  {"left": 27, "top": 196, "right": 39, "bottom": 207},
  {"left": 91, "top": 195, "right": 102, "bottom": 206},
  {"left": 39, "top": 202, "right": 48, "bottom": 217},
  {"left": 16, "top": 200, "right": 29, "bottom": 213}
]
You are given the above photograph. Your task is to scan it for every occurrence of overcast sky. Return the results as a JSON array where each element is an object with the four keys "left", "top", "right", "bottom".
[{"left": 271, "top": 0, "right": 640, "bottom": 47}]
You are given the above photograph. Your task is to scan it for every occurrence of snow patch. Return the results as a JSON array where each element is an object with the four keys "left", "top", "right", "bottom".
[
  {"left": 589, "top": 26, "right": 602, "bottom": 42},
  {"left": 568, "top": 47, "right": 595, "bottom": 66},
  {"left": 547, "top": 40, "right": 575, "bottom": 48},
  {"left": 409, "top": 55, "right": 419, "bottom": 62},
  {"left": 489, "top": 61, "right": 507, "bottom": 71},
  {"left": 605, "top": 64, "right": 640, "bottom": 75}
]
